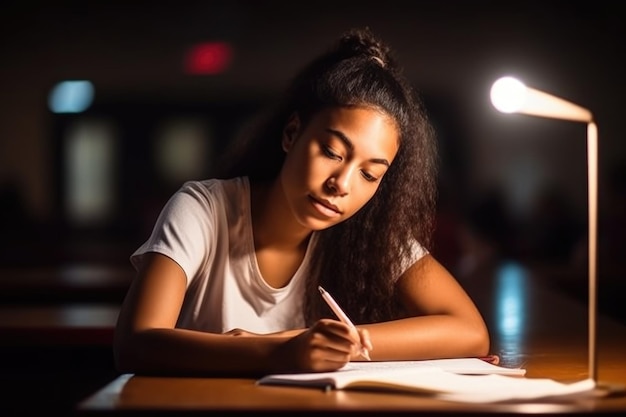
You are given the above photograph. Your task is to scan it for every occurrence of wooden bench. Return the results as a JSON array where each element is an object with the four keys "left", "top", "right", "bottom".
[
  {"left": 0, "top": 264, "right": 133, "bottom": 305},
  {"left": 0, "top": 304, "right": 119, "bottom": 347}
]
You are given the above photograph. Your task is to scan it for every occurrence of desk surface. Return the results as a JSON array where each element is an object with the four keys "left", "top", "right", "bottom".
[{"left": 76, "top": 261, "right": 626, "bottom": 415}]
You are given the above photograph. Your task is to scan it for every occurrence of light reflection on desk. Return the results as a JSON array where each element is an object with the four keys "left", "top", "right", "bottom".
[{"left": 494, "top": 261, "right": 527, "bottom": 365}]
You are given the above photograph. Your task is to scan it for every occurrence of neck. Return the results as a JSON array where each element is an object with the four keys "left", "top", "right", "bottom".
[{"left": 250, "top": 180, "right": 311, "bottom": 250}]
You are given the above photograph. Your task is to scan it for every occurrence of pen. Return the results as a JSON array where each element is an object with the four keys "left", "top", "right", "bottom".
[{"left": 318, "top": 285, "right": 371, "bottom": 361}]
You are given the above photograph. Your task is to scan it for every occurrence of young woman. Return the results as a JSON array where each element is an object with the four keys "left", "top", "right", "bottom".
[{"left": 114, "top": 27, "right": 489, "bottom": 376}]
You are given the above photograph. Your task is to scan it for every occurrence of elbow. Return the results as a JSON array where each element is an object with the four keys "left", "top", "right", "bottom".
[
  {"left": 468, "top": 320, "right": 490, "bottom": 357},
  {"left": 113, "top": 329, "right": 142, "bottom": 374},
  {"left": 476, "top": 331, "right": 491, "bottom": 357},
  {"left": 113, "top": 342, "right": 133, "bottom": 374},
  {"left": 113, "top": 346, "right": 135, "bottom": 374}
]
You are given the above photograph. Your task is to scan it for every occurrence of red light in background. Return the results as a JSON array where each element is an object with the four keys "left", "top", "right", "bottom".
[{"left": 184, "top": 41, "right": 233, "bottom": 75}]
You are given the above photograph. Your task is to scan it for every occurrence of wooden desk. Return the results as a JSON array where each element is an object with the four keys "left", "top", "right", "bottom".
[{"left": 76, "top": 261, "right": 626, "bottom": 415}]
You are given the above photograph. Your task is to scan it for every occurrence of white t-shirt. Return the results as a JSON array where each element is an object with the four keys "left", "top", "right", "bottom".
[{"left": 130, "top": 177, "right": 315, "bottom": 334}]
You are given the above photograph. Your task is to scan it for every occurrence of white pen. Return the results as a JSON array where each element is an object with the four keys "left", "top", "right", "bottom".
[{"left": 318, "top": 285, "right": 371, "bottom": 361}]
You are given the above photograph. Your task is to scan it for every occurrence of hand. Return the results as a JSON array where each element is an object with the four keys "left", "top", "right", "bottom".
[
  {"left": 350, "top": 326, "right": 373, "bottom": 361},
  {"left": 223, "top": 328, "right": 260, "bottom": 337},
  {"left": 271, "top": 319, "right": 363, "bottom": 372}
]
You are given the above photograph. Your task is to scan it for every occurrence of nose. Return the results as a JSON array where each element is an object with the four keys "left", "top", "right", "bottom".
[{"left": 325, "top": 166, "right": 354, "bottom": 196}]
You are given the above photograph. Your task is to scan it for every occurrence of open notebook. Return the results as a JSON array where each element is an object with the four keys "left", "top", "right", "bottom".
[{"left": 257, "top": 358, "right": 595, "bottom": 403}]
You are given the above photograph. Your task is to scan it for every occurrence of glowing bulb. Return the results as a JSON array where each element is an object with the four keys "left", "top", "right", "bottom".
[
  {"left": 490, "top": 76, "right": 527, "bottom": 113},
  {"left": 490, "top": 76, "right": 592, "bottom": 122}
]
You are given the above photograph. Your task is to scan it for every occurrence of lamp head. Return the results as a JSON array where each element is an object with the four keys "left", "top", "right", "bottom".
[
  {"left": 490, "top": 77, "right": 528, "bottom": 113},
  {"left": 490, "top": 76, "right": 593, "bottom": 123}
]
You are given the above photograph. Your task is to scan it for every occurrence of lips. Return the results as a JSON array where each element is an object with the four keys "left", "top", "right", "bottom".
[{"left": 309, "top": 195, "right": 342, "bottom": 218}]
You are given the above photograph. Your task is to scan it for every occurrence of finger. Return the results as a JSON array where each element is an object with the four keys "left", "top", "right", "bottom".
[
  {"left": 358, "top": 328, "right": 373, "bottom": 351},
  {"left": 307, "top": 355, "right": 350, "bottom": 372},
  {"left": 312, "top": 319, "right": 355, "bottom": 342},
  {"left": 302, "top": 335, "right": 353, "bottom": 371},
  {"left": 307, "top": 320, "right": 375, "bottom": 366},
  {"left": 313, "top": 320, "right": 371, "bottom": 360},
  {"left": 309, "top": 326, "right": 356, "bottom": 354},
  {"left": 224, "top": 328, "right": 246, "bottom": 336}
]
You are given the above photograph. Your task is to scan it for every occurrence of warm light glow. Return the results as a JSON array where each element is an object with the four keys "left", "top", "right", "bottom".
[
  {"left": 490, "top": 77, "right": 592, "bottom": 122},
  {"left": 490, "top": 76, "right": 527, "bottom": 113}
]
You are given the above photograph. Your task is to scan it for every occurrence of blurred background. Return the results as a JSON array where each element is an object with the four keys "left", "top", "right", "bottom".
[{"left": 0, "top": 0, "right": 624, "bottom": 413}]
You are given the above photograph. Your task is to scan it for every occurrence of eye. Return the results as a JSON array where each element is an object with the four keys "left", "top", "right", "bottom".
[
  {"left": 360, "top": 170, "right": 379, "bottom": 182},
  {"left": 322, "top": 145, "right": 342, "bottom": 161}
]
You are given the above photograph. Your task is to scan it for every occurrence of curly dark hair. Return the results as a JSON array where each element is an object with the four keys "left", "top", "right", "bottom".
[{"left": 214, "top": 27, "right": 439, "bottom": 325}]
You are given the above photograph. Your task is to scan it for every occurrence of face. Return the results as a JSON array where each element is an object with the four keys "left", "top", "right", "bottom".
[{"left": 279, "top": 106, "right": 400, "bottom": 231}]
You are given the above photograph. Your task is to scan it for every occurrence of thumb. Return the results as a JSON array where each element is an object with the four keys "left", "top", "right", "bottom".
[{"left": 358, "top": 327, "right": 373, "bottom": 351}]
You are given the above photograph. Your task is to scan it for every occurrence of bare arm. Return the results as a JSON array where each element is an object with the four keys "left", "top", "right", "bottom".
[
  {"left": 113, "top": 252, "right": 363, "bottom": 375},
  {"left": 360, "top": 254, "right": 490, "bottom": 361}
]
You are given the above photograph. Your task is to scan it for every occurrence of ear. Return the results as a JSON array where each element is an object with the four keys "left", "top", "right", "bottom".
[{"left": 282, "top": 112, "right": 301, "bottom": 152}]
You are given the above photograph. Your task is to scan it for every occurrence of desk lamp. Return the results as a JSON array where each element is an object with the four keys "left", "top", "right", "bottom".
[{"left": 490, "top": 76, "right": 599, "bottom": 383}]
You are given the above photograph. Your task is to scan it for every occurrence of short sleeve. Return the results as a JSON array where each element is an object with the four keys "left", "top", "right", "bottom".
[
  {"left": 399, "top": 239, "right": 429, "bottom": 275},
  {"left": 130, "top": 181, "right": 219, "bottom": 285}
]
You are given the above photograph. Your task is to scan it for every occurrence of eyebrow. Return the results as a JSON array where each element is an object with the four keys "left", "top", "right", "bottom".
[{"left": 326, "top": 128, "right": 391, "bottom": 167}]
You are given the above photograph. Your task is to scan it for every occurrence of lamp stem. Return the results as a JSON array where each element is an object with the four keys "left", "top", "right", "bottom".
[{"left": 587, "top": 122, "right": 598, "bottom": 383}]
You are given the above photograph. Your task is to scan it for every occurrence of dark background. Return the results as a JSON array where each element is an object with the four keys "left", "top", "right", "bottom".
[
  {"left": 2, "top": 0, "right": 624, "bottom": 268},
  {"left": 0, "top": 0, "right": 624, "bottom": 414}
]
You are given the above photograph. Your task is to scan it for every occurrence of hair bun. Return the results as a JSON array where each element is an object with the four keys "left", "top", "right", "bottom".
[{"left": 338, "top": 27, "right": 393, "bottom": 69}]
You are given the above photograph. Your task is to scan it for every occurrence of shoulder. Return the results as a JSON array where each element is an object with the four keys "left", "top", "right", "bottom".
[{"left": 175, "top": 177, "right": 248, "bottom": 206}]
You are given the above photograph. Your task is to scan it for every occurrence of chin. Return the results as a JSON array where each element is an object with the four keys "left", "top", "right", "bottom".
[{"left": 300, "top": 216, "right": 342, "bottom": 232}]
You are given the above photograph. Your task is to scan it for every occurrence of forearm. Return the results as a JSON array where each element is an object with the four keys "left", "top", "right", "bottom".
[
  {"left": 114, "top": 328, "right": 290, "bottom": 375},
  {"left": 362, "top": 315, "right": 489, "bottom": 361},
  {"left": 366, "top": 254, "right": 490, "bottom": 361}
]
